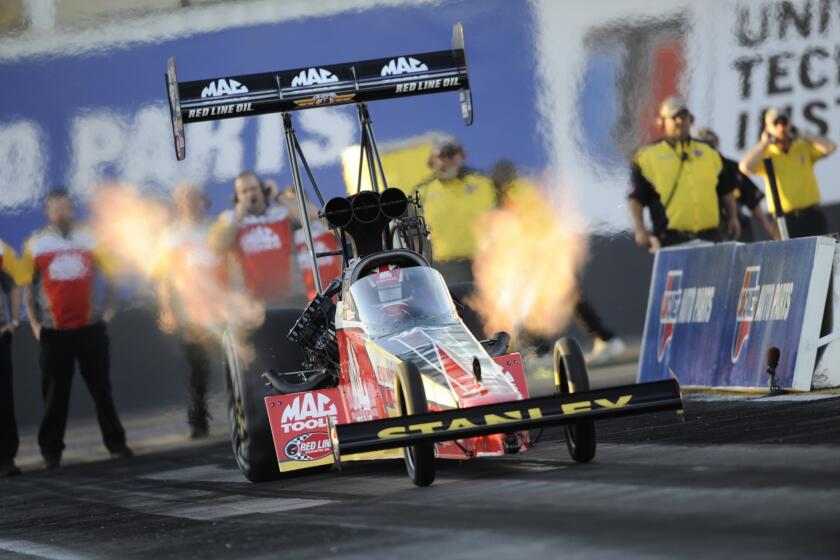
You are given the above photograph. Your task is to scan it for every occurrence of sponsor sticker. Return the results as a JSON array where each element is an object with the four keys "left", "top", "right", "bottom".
[
  {"left": 47, "top": 253, "right": 89, "bottom": 281},
  {"left": 380, "top": 56, "right": 428, "bottom": 76},
  {"left": 186, "top": 103, "right": 253, "bottom": 119},
  {"left": 292, "top": 93, "right": 355, "bottom": 107},
  {"left": 291, "top": 68, "right": 339, "bottom": 87},
  {"left": 376, "top": 395, "right": 632, "bottom": 440},
  {"left": 731, "top": 265, "right": 794, "bottom": 364},
  {"left": 284, "top": 432, "right": 333, "bottom": 461},
  {"left": 657, "top": 269, "right": 716, "bottom": 363},
  {"left": 200, "top": 79, "right": 249, "bottom": 98},
  {"left": 394, "top": 76, "right": 460, "bottom": 94},
  {"left": 239, "top": 225, "right": 282, "bottom": 254},
  {"left": 280, "top": 392, "right": 338, "bottom": 434}
]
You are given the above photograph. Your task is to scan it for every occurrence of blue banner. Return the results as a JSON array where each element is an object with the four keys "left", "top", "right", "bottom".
[
  {"left": 639, "top": 238, "right": 826, "bottom": 389},
  {"left": 0, "top": 0, "right": 541, "bottom": 251}
]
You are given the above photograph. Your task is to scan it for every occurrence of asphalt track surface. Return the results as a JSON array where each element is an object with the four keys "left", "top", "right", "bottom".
[{"left": 3, "top": 361, "right": 840, "bottom": 559}]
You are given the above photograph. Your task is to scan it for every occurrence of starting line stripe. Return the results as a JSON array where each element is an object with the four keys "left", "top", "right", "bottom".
[{"left": 0, "top": 540, "right": 92, "bottom": 560}]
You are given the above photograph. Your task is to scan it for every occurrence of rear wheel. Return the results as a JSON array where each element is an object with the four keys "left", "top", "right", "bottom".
[
  {"left": 396, "top": 361, "right": 435, "bottom": 486},
  {"left": 224, "top": 308, "right": 306, "bottom": 482},
  {"left": 554, "top": 337, "right": 597, "bottom": 463}
]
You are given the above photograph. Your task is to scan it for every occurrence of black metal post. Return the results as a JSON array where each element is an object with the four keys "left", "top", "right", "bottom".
[
  {"left": 763, "top": 157, "right": 789, "bottom": 240},
  {"left": 282, "top": 113, "right": 323, "bottom": 295}
]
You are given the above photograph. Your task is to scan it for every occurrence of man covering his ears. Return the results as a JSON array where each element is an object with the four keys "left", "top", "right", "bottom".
[
  {"left": 628, "top": 97, "right": 740, "bottom": 250},
  {"left": 210, "top": 171, "right": 293, "bottom": 305},
  {"left": 739, "top": 107, "right": 836, "bottom": 238}
]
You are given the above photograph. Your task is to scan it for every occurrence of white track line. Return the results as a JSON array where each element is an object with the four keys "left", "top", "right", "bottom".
[
  {"left": 142, "top": 464, "right": 248, "bottom": 484},
  {"left": 0, "top": 540, "right": 92, "bottom": 560}
]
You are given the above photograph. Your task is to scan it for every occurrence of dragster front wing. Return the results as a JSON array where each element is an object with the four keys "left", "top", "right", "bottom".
[{"left": 332, "top": 379, "right": 682, "bottom": 457}]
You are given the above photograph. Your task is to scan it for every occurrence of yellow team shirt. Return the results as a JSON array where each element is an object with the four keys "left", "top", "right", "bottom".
[
  {"left": 632, "top": 139, "right": 725, "bottom": 233},
  {"left": 499, "top": 178, "right": 539, "bottom": 207},
  {"left": 417, "top": 172, "right": 497, "bottom": 261},
  {"left": 755, "top": 138, "right": 825, "bottom": 214},
  {"left": 0, "top": 240, "right": 21, "bottom": 323}
]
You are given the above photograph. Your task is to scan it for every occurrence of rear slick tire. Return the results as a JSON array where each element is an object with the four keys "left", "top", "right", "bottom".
[
  {"left": 224, "top": 308, "right": 306, "bottom": 482},
  {"left": 396, "top": 361, "right": 435, "bottom": 487},
  {"left": 554, "top": 337, "right": 597, "bottom": 463}
]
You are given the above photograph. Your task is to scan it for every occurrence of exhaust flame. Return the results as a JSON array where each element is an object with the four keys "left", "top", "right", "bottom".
[
  {"left": 88, "top": 184, "right": 264, "bottom": 353},
  {"left": 471, "top": 180, "right": 587, "bottom": 338}
]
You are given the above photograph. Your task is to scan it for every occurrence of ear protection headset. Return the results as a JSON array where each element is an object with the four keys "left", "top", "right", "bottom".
[{"left": 232, "top": 173, "right": 273, "bottom": 205}]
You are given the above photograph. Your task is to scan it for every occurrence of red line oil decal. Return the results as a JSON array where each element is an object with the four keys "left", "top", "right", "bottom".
[{"left": 284, "top": 432, "right": 333, "bottom": 461}]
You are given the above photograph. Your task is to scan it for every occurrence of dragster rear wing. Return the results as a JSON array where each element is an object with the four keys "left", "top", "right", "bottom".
[
  {"left": 166, "top": 22, "right": 473, "bottom": 160},
  {"left": 331, "top": 379, "right": 683, "bottom": 457}
]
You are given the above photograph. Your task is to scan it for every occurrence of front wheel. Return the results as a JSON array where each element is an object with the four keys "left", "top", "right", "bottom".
[
  {"left": 554, "top": 337, "right": 597, "bottom": 463},
  {"left": 396, "top": 361, "right": 435, "bottom": 486}
]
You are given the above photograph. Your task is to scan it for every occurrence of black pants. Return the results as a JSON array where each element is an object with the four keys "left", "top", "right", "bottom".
[
  {"left": 785, "top": 206, "right": 829, "bottom": 239},
  {"left": 658, "top": 228, "right": 722, "bottom": 248},
  {"left": 179, "top": 328, "right": 212, "bottom": 428},
  {"left": 575, "top": 298, "right": 615, "bottom": 342},
  {"left": 0, "top": 333, "right": 18, "bottom": 463},
  {"left": 38, "top": 323, "right": 126, "bottom": 457},
  {"left": 737, "top": 213, "right": 756, "bottom": 243}
]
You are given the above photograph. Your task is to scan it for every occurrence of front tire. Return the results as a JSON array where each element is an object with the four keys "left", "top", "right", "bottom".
[
  {"left": 396, "top": 361, "right": 435, "bottom": 487},
  {"left": 224, "top": 308, "right": 306, "bottom": 482},
  {"left": 554, "top": 337, "right": 597, "bottom": 463}
]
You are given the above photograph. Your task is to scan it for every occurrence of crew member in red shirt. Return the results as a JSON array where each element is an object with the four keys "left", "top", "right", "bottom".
[
  {"left": 20, "top": 189, "right": 132, "bottom": 469},
  {"left": 210, "top": 171, "right": 293, "bottom": 306},
  {"left": 268, "top": 181, "right": 342, "bottom": 300}
]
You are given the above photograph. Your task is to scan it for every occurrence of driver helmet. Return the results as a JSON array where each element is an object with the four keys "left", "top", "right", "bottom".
[{"left": 367, "top": 265, "right": 415, "bottom": 320}]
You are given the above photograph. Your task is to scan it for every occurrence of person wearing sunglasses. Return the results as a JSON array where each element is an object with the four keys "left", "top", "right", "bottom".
[
  {"left": 739, "top": 108, "right": 836, "bottom": 238},
  {"left": 628, "top": 97, "right": 740, "bottom": 250}
]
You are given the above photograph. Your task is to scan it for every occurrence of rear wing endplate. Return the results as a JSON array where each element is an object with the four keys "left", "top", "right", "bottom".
[{"left": 166, "top": 23, "right": 472, "bottom": 160}]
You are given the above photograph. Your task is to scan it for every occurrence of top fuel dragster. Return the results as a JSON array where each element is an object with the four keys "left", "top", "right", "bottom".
[{"left": 166, "top": 23, "right": 683, "bottom": 486}]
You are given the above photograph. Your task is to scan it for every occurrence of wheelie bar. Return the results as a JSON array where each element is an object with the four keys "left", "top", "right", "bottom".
[{"left": 333, "top": 379, "right": 683, "bottom": 456}]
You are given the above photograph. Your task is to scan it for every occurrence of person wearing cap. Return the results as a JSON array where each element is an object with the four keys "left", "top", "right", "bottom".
[
  {"left": 0, "top": 239, "right": 22, "bottom": 476},
  {"left": 414, "top": 140, "right": 496, "bottom": 283},
  {"left": 491, "top": 161, "right": 626, "bottom": 364},
  {"left": 739, "top": 108, "right": 836, "bottom": 238},
  {"left": 628, "top": 97, "right": 740, "bottom": 250},
  {"left": 694, "top": 128, "right": 777, "bottom": 242},
  {"left": 155, "top": 182, "right": 226, "bottom": 438}
]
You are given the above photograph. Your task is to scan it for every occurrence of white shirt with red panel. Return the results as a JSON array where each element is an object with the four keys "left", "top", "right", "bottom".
[
  {"left": 20, "top": 226, "right": 108, "bottom": 331},
  {"left": 217, "top": 206, "right": 293, "bottom": 304}
]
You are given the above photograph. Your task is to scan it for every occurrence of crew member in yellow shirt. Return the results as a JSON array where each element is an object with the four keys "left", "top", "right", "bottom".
[
  {"left": 628, "top": 97, "right": 740, "bottom": 250},
  {"left": 739, "top": 107, "right": 836, "bottom": 238},
  {"left": 491, "top": 161, "right": 626, "bottom": 365},
  {"left": 415, "top": 141, "right": 496, "bottom": 283}
]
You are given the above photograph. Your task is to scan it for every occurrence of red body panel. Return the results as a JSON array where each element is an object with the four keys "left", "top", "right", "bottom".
[
  {"left": 265, "top": 388, "right": 347, "bottom": 472},
  {"left": 265, "top": 348, "right": 531, "bottom": 469}
]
